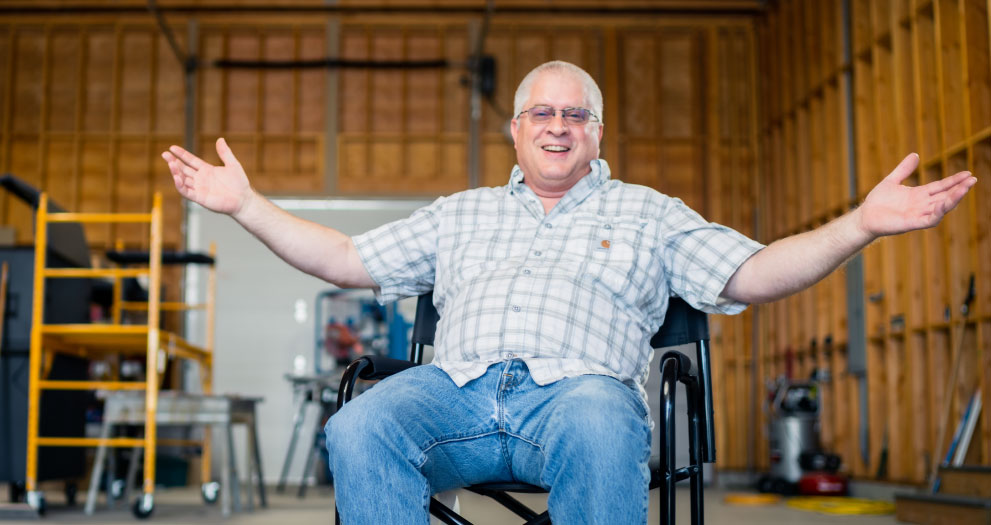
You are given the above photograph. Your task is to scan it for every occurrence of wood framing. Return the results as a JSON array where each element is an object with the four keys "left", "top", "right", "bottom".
[
  {"left": 5, "top": 0, "right": 987, "bottom": 484},
  {"left": 757, "top": 0, "right": 991, "bottom": 482}
]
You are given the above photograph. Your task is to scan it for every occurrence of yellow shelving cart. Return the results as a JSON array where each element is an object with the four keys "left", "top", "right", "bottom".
[{"left": 24, "top": 192, "right": 216, "bottom": 518}]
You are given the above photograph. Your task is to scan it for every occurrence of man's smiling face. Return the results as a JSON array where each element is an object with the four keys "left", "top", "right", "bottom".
[{"left": 510, "top": 70, "right": 603, "bottom": 198}]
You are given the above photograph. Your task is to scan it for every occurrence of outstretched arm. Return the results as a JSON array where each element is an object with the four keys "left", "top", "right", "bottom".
[
  {"left": 162, "top": 138, "right": 377, "bottom": 289},
  {"left": 721, "top": 153, "right": 977, "bottom": 304}
]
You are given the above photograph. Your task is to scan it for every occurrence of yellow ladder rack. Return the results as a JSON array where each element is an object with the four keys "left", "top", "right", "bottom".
[{"left": 24, "top": 193, "right": 217, "bottom": 517}]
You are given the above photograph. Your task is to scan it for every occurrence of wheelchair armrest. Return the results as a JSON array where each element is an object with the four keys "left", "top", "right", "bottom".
[
  {"left": 337, "top": 356, "right": 419, "bottom": 409},
  {"left": 659, "top": 350, "right": 696, "bottom": 378},
  {"left": 354, "top": 355, "right": 419, "bottom": 380}
]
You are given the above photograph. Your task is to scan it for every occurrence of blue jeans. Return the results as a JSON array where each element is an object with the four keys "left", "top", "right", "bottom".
[{"left": 325, "top": 360, "right": 652, "bottom": 525}]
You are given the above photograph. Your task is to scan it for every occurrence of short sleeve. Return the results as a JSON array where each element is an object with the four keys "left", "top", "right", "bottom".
[
  {"left": 352, "top": 196, "right": 446, "bottom": 304},
  {"left": 657, "top": 198, "right": 764, "bottom": 314}
]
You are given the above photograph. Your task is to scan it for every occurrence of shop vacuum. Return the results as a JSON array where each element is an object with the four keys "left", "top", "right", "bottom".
[{"left": 757, "top": 377, "right": 848, "bottom": 496}]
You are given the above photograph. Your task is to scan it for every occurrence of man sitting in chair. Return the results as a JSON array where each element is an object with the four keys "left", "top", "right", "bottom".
[{"left": 163, "top": 61, "right": 976, "bottom": 524}]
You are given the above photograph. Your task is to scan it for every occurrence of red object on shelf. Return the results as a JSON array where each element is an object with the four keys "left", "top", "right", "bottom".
[{"left": 324, "top": 321, "right": 363, "bottom": 363}]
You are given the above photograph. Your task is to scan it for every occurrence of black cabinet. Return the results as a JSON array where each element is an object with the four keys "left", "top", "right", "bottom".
[{"left": 0, "top": 247, "right": 90, "bottom": 487}]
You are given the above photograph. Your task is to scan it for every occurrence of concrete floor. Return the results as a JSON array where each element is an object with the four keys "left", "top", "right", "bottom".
[{"left": 1, "top": 483, "right": 901, "bottom": 524}]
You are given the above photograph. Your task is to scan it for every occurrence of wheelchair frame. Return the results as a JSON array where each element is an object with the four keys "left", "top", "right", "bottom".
[{"left": 336, "top": 292, "right": 714, "bottom": 525}]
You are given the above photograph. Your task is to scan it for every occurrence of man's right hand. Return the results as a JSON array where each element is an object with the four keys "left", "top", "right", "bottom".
[
  {"left": 162, "top": 137, "right": 377, "bottom": 289},
  {"left": 162, "top": 137, "right": 254, "bottom": 217}
]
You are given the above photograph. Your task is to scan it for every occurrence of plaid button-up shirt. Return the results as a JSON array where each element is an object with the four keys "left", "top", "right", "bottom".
[{"left": 353, "top": 159, "right": 764, "bottom": 398}]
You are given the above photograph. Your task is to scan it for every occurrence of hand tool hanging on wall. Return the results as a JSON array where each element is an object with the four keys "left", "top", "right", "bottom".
[{"left": 927, "top": 273, "right": 976, "bottom": 492}]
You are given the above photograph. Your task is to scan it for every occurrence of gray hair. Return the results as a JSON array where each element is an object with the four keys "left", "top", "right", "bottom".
[{"left": 512, "top": 61, "right": 603, "bottom": 124}]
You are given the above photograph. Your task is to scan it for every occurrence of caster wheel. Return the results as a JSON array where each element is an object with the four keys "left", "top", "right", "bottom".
[
  {"left": 756, "top": 475, "right": 773, "bottom": 493},
  {"left": 110, "top": 479, "right": 126, "bottom": 501},
  {"left": 784, "top": 481, "right": 800, "bottom": 496},
  {"left": 26, "top": 491, "right": 45, "bottom": 516},
  {"left": 201, "top": 481, "right": 220, "bottom": 505},
  {"left": 769, "top": 478, "right": 787, "bottom": 494},
  {"left": 132, "top": 494, "right": 154, "bottom": 519},
  {"left": 65, "top": 482, "right": 78, "bottom": 507}
]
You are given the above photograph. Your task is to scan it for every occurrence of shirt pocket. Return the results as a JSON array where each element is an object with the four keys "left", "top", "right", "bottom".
[
  {"left": 453, "top": 224, "right": 515, "bottom": 278},
  {"left": 564, "top": 214, "right": 648, "bottom": 297},
  {"left": 565, "top": 214, "right": 644, "bottom": 257}
]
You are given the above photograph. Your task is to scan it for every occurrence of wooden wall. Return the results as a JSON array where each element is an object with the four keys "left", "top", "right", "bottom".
[
  {"left": 757, "top": 0, "right": 991, "bottom": 483},
  {"left": 6, "top": 1, "right": 989, "bottom": 485},
  {"left": 0, "top": 10, "right": 757, "bottom": 248},
  {"left": 0, "top": 17, "right": 329, "bottom": 251},
  {"left": 0, "top": 4, "right": 762, "bottom": 474},
  {"left": 0, "top": 22, "right": 187, "bottom": 249}
]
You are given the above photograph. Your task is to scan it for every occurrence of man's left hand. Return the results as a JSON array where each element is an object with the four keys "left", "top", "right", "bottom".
[{"left": 858, "top": 153, "right": 977, "bottom": 238}]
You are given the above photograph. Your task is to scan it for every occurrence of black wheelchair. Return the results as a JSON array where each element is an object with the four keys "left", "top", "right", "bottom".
[{"left": 336, "top": 292, "right": 715, "bottom": 525}]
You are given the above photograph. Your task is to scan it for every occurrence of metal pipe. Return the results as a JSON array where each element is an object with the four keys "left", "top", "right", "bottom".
[
  {"left": 696, "top": 339, "right": 717, "bottom": 463},
  {"left": 214, "top": 58, "right": 449, "bottom": 70},
  {"left": 840, "top": 0, "right": 870, "bottom": 467},
  {"left": 146, "top": 0, "right": 185, "bottom": 67},
  {"left": 467, "top": 20, "right": 482, "bottom": 190},
  {"left": 659, "top": 356, "right": 679, "bottom": 525}
]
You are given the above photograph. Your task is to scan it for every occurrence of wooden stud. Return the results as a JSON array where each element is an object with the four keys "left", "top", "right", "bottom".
[
  {"left": 706, "top": 27, "right": 721, "bottom": 223},
  {"left": 106, "top": 24, "right": 122, "bottom": 247}
]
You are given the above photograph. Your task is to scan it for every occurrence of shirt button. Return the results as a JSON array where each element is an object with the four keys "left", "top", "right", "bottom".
[
  {"left": 533, "top": 251, "right": 542, "bottom": 256},
  {"left": 604, "top": 224, "right": 613, "bottom": 230},
  {"left": 512, "top": 305, "right": 521, "bottom": 312},
  {"left": 544, "top": 223, "right": 552, "bottom": 229},
  {"left": 522, "top": 269, "right": 532, "bottom": 275}
]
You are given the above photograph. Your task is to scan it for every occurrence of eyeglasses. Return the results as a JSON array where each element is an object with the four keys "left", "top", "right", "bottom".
[{"left": 516, "top": 105, "right": 600, "bottom": 125}]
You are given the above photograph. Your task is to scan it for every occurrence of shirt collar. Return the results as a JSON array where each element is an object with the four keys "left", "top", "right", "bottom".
[{"left": 508, "top": 158, "right": 612, "bottom": 194}]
